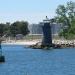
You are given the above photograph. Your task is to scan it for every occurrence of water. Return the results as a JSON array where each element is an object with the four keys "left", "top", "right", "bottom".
[{"left": 0, "top": 45, "right": 75, "bottom": 75}]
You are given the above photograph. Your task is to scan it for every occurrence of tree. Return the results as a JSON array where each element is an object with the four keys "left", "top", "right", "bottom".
[
  {"left": 55, "top": 1, "right": 75, "bottom": 39},
  {"left": 10, "top": 21, "right": 29, "bottom": 37},
  {"left": 3, "top": 22, "right": 11, "bottom": 37},
  {"left": 10, "top": 22, "right": 18, "bottom": 37},
  {"left": 19, "top": 21, "right": 30, "bottom": 35},
  {"left": 0, "top": 23, "right": 5, "bottom": 37}
]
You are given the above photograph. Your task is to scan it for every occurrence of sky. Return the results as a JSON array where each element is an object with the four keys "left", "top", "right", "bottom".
[{"left": 0, "top": 0, "right": 75, "bottom": 24}]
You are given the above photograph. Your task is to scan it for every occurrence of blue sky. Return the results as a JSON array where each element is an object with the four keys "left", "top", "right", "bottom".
[{"left": 0, "top": 0, "right": 75, "bottom": 24}]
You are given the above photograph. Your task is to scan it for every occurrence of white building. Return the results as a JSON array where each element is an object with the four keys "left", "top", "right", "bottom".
[{"left": 28, "top": 22, "right": 62, "bottom": 35}]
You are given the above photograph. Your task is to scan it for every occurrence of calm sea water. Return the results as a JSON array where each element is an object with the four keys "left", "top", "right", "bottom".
[{"left": 0, "top": 45, "right": 75, "bottom": 75}]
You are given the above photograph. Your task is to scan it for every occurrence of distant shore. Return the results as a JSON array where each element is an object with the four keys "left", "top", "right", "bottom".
[
  {"left": 2, "top": 39, "right": 75, "bottom": 46},
  {"left": 2, "top": 39, "right": 41, "bottom": 45}
]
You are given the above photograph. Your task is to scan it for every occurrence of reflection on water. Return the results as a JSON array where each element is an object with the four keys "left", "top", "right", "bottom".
[{"left": 0, "top": 45, "right": 75, "bottom": 75}]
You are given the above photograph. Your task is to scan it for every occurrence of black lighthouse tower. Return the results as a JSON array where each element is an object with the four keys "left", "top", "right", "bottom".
[{"left": 42, "top": 16, "right": 52, "bottom": 47}]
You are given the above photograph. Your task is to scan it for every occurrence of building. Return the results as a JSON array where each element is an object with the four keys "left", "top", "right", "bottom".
[
  {"left": 51, "top": 23, "right": 62, "bottom": 35},
  {"left": 28, "top": 22, "right": 62, "bottom": 36},
  {"left": 28, "top": 22, "right": 43, "bottom": 34}
]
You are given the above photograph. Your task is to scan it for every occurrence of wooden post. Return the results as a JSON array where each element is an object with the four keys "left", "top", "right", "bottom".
[
  {"left": 0, "top": 39, "right": 2, "bottom": 56},
  {"left": 0, "top": 38, "right": 5, "bottom": 63}
]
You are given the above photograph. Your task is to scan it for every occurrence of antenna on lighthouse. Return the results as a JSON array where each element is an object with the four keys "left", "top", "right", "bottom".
[
  {"left": 43, "top": 16, "right": 50, "bottom": 23},
  {"left": 46, "top": 16, "right": 49, "bottom": 20}
]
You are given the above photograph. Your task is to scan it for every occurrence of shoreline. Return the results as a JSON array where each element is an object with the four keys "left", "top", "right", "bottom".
[
  {"left": 2, "top": 39, "right": 75, "bottom": 46},
  {"left": 2, "top": 40, "right": 41, "bottom": 45}
]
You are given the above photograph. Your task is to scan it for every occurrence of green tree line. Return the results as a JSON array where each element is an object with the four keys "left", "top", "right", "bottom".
[
  {"left": 0, "top": 21, "right": 29, "bottom": 37},
  {"left": 55, "top": 1, "right": 75, "bottom": 39}
]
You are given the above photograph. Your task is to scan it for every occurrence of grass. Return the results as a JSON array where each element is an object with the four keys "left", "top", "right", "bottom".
[{"left": 24, "top": 34, "right": 43, "bottom": 40}]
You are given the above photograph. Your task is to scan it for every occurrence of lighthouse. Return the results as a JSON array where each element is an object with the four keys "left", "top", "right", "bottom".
[{"left": 42, "top": 16, "right": 52, "bottom": 47}]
